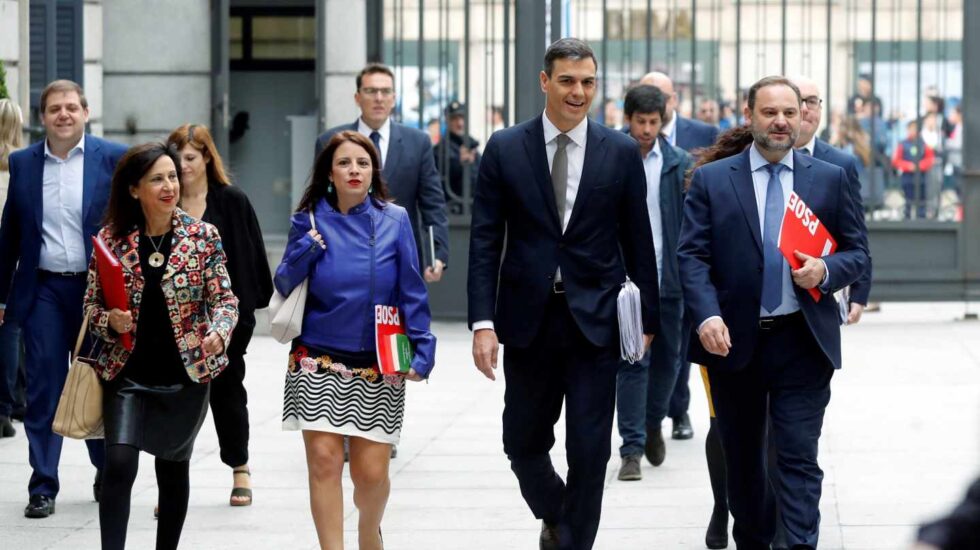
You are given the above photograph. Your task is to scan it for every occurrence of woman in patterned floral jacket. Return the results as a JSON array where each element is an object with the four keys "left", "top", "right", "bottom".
[{"left": 83, "top": 142, "right": 238, "bottom": 550}]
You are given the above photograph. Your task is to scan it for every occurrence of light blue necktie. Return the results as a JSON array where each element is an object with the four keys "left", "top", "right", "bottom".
[{"left": 762, "top": 163, "right": 786, "bottom": 314}]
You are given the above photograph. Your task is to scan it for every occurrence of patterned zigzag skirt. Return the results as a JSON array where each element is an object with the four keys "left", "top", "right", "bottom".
[{"left": 282, "top": 343, "right": 406, "bottom": 445}]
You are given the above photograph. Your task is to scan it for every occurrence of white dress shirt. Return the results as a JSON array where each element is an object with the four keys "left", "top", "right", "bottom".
[
  {"left": 357, "top": 117, "right": 391, "bottom": 167},
  {"left": 662, "top": 114, "right": 678, "bottom": 147},
  {"left": 799, "top": 135, "right": 816, "bottom": 156},
  {"left": 472, "top": 112, "right": 590, "bottom": 333},
  {"left": 39, "top": 137, "right": 88, "bottom": 273},
  {"left": 642, "top": 140, "right": 665, "bottom": 285}
]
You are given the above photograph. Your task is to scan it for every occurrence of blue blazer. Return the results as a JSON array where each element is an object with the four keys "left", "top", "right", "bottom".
[
  {"left": 0, "top": 135, "right": 128, "bottom": 322},
  {"left": 675, "top": 116, "right": 720, "bottom": 153},
  {"left": 468, "top": 116, "right": 660, "bottom": 348},
  {"left": 316, "top": 121, "right": 450, "bottom": 267},
  {"left": 678, "top": 149, "right": 869, "bottom": 371},
  {"left": 812, "top": 138, "right": 873, "bottom": 305}
]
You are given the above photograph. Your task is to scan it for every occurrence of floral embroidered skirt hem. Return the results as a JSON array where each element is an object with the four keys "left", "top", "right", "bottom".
[{"left": 282, "top": 342, "right": 406, "bottom": 445}]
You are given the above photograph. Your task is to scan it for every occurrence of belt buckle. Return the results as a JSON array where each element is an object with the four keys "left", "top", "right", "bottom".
[
  {"left": 552, "top": 280, "right": 565, "bottom": 294},
  {"left": 758, "top": 317, "right": 775, "bottom": 330}
]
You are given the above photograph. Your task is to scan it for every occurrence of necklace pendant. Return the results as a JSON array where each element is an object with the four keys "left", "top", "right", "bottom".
[{"left": 148, "top": 252, "right": 166, "bottom": 268}]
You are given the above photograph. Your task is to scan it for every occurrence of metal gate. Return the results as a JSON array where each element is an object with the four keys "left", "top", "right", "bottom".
[{"left": 374, "top": 0, "right": 972, "bottom": 318}]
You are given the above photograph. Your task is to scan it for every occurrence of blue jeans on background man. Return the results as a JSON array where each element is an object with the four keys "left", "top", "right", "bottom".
[
  {"left": 615, "top": 297, "right": 684, "bottom": 458},
  {"left": 668, "top": 317, "right": 694, "bottom": 420},
  {"left": 0, "top": 320, "right": 22, "bottom": 418}
]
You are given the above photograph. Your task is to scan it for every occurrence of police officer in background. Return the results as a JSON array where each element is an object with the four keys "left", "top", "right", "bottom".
[{"left": 434, "top": 101, "right": 481, "bottom": 214}]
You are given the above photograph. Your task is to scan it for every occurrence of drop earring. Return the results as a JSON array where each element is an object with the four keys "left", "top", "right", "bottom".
[
  {"left": 369, "top": 185, "right": 374, "bottom": 193},
  {"left": 327, "top": 181, "right": 333, "bottom": 193}
]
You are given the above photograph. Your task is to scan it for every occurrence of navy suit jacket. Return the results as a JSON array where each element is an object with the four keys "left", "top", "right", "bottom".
[
  {"left": 468, "top": 116, "right": 660, "bottom": 348},
  {"left": 0, "top": 134, "right": 129, "bottom": 322},
  {"left": 678, "top": 149, "right": 869, "bottom": 371},
  {"left": 316, "top": 121, "right": 449, "bottom": 267},
  {"left": 811, "top": 138, "right": 873, "bottom": 305},
  {"left": 675, "top": 115, "right": 719, "bottom": 153}
]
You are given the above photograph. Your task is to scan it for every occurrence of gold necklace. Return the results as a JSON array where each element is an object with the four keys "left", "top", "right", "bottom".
[{"left": 147, "top": 233, "right": 167, "bottom": 268}]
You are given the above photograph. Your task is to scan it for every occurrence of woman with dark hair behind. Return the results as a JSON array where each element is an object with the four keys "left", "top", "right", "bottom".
[
  {"left": 684, "top": 124, "right": 755, "bottom": 550},
  {"left": 167, "top": 123, "right": 273, "bottom": 507},
  {"left": 84, "top": 143, "right": 239, "bottom": 549},
  {"left": 276, "top": 130, "right": 435, "bottom": 549}
]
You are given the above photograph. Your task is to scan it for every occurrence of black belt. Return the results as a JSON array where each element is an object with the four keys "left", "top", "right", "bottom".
[
  {"left": 758, "top": 311, "right": 803, "bottom": 331},
  {"left": 552, "top": 280, "right": 565, "bottom": 294},
  {"left": 38, "top": 269, "right": 87, "bottom": 278}
]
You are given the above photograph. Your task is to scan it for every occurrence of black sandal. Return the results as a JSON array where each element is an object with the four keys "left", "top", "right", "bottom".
[{"left": 230, "top": 468, "right": 253, "bottom": 507}]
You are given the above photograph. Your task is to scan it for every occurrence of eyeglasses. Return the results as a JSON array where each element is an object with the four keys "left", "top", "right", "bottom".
[
  {"left": 802, "top": 96, "right": 823, "bottom": 109},
  {"left": 360, "top": 87, "right": 394, "bottom": 98}
]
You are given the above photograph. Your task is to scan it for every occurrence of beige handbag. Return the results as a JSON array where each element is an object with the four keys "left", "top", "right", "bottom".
[
  {"left": 268, "top": 208, "right": 316, "bottom": 344},
  {"left": 52, "top": 315, "right": 104, "bottom": 440}
]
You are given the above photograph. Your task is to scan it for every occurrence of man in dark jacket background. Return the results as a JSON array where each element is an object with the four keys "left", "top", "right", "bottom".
[{"left": 614, "top": 84, "right": 693, "bottom": 482}]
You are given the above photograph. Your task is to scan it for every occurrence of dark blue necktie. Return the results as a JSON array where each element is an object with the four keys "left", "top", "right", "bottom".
[
  {"left": 370, "top": 131, "right": 383, "bottom": 168},
  {"left": 762, "top": 163, "right": 786, "bottom": 314}
]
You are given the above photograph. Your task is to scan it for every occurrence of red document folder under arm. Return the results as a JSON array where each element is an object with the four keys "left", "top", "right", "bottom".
[
  {"left": 777, "top": 191, "right": 837, "bottom": 303},
  {"left": 92, "top": 235, "right": 133, "bottom": 350}
]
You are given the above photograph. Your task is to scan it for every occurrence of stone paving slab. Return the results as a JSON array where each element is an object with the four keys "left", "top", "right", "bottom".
[{"left": 1, "top": 303, "right": 978, "bottom": 549}]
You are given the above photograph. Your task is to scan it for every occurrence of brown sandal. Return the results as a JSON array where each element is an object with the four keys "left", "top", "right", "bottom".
[{"left": 230, "top": 468, "right": 252, "bottom": 507}]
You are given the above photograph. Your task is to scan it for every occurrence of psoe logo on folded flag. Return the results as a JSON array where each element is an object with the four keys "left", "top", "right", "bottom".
[{"left": 375, "top": 305, "right": 413, "bottom": 374}]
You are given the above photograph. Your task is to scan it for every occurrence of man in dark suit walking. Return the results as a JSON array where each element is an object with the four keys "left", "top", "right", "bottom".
[
  {"left": 468, "top": 38, "right": 659, "bottom": 550},
  {"left": 315, "top": 63, "right": 449, "bottom": 281},
  {"left": 639, "top": 70, "right": 720, "bottom": 440},
  {"left": 0, "top": 80, "right": 128, "bottom": 518},
  {"left": 792, "top": 75, "right": 873, "bottom": 325},
  {"left": 678, "top": 76, "right": 869, "bottom": 550}
]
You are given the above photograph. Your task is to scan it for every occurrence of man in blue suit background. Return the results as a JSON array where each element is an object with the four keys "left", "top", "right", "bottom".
[
  {"left": 678, "top": 76, "right": 869, "bottom": 550},
  {"left": 315, "top": 63, "right": 449, "bottom": 282},
  {"left": 0, "top": 80, "right": 128, "bottom": 518},
  {"left": 792, "top": 75, "right": 873, "bottom": 325},
  {"left": 468, "top": 39, "right": 659, "bottom": 549},
  {"left": 638, "top": 70, "right": 720, "bottom": 441}
]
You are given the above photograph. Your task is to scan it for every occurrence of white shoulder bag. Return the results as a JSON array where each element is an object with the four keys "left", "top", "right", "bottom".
[{"left": 269, "top": 209, "right": 317, "bottom": 344}]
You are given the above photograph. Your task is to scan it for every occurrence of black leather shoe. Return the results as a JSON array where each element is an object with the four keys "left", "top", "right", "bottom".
[
  {"left": 705, "top": 505, "right": 729, "bottom": 549},
  {"left": 94, "top": 469, "right": 103, "bottom": 502},
  {"left": 24, "top": 495, "right": 56, "bottom": 518},
  {"left": 644, "top": 425, "right": 666, "bottom": 466},
  {"left": 0, "top": 415, "right": 14, "bottom": 437},
  {"left": 672, "top": 412, "right": 694, "bottom": 440},
  {"left": 539, "top": 521, "right": 559, "bottom": 550}
]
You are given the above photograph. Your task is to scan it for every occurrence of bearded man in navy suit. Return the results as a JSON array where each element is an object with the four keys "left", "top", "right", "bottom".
[{"left": 678, "top": 76, "right": 869, "bottom": 550}]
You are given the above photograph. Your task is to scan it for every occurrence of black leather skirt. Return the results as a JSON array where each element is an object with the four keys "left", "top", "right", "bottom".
[{"left": 103, "top": 377, "right": 210, "bottom": 462}]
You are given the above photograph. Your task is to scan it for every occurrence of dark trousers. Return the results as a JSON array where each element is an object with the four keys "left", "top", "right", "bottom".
[
  {"left": 208, "top": 317, "right": 254, "bottom": 468},
  {"left": 667, "top": 315, "right": 694, "bottom": 419},
  {"left": 0, "top": 320, "right": 22, "bottom": 417},
  {"left": 615, "top": 297, "right": 683, "bottom": 457},
  {"left": 708, "top": 314, "right": 833, "bottom": 550},
  {"left": 502, "top": 293, "right": 619, "bottom": 550},
  {"left": 23, "top": 273, "right": 106, "bottom": 497}
]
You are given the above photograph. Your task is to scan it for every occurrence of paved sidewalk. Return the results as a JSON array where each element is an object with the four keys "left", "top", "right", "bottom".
[{"left": 1, "top": 302, "right": 979, "bottom": 549}]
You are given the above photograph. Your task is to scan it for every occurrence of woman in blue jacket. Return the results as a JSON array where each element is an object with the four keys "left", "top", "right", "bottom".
[{"left": 276, "top": 130, "right": 435, "bottom": 549}]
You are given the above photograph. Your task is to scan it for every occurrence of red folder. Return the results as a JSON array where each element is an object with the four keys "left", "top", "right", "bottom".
[
  {"left": 92, "top": 235, "right": 133, "bottom": 350},
  {"left": 777, "top": 191, "right": 837, "bottom": 303}
]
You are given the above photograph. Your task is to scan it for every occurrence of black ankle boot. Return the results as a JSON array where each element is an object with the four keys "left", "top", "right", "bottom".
[{"left": 705, "top": 505, "right": 729, "bottom": 549}]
